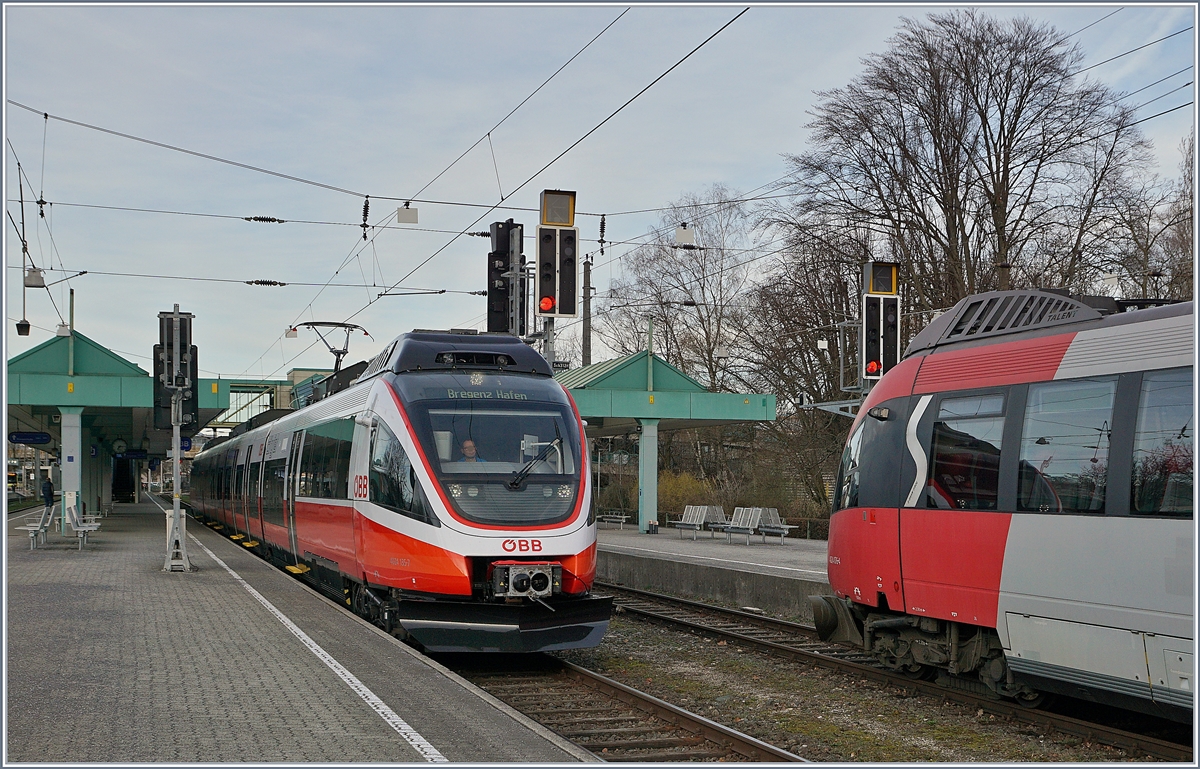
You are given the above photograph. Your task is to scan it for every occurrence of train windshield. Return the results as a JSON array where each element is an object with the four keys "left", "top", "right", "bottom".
[{"left": 388, "top": 372, "right": 582, "bottom": 527}]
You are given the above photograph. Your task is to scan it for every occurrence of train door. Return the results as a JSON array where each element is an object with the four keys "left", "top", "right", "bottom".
[
  {"left": 232, "top": 445, "right": 247, "bottom": 536},
  {"left": 286, "top": 430, "right": 305, "bottom": 560},
  {"left": 349, "top": 412, "right": 376, "bottom": 572},
  {"left": 246, "top": 441, "right": 264, "bottom": 542},
  {"left": 899, "top": 387, "right": 1013, "bottom": 626}
]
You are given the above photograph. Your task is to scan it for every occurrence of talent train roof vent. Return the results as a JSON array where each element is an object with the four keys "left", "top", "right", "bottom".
[{"left": 906, "top": 290, "right": 1104, "bottom": 356}]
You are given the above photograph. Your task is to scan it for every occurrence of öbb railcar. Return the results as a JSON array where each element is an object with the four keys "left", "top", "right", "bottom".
[
  {"left": 811, "top": 291, "right": 1193, "bottom": 722},
  {"left": 191, "top": 331, "right": 611, "bottom": 652}
]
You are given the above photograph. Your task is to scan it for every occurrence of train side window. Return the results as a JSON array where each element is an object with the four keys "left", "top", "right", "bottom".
[
  {"left": 260, "top": 458, "right": 287, "bottom": 527},
  {"left": 1131, "top": 368, "right": 1193, "bottom": 517},
  {"left": 926, "top": 392, "right": 1005, "bottom": 510},
  {"left": 370, "top": 422, "right": 436, "bottom": 524},
  {"left": 1018, "top": 377, "right": 1117, "bottom": 514}
]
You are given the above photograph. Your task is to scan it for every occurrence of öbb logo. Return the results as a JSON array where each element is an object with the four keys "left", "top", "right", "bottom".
[{"left": 502, "top": 539, "right": 542, "bottom": 553}]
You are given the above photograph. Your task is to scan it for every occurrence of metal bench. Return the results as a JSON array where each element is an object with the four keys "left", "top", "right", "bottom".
[
  {"left": 725, "top": 507, "right": 762, "bottom": 545},
  {"left": 597, "top": 512, "right": 630, "bottom": 530},
  {"left": 757, "top": 507, "right": 798, "bottom": 544},
  {"left": 15, "top": 504, "right": 55, "bottom": 550},
  {"left": 671, "top": 505, "right": 707, "bottom": 540},
  {"left": 703, "top": 506, "right": 730, "bottom": 538},
  {"left": 64, "top": 499, "right": 100, "bottom": 550}
]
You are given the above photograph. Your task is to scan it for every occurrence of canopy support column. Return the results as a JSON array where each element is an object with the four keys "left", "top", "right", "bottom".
[
  {"left": 637, "top": 418, "right": 659, "bottom": 533},
  {"left": 58, "top": 406, "right": 84, "bottom": 533}
]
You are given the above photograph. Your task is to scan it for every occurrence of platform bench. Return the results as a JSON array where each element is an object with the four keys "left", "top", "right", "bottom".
[
  {"left": 725, "top": 507, "right": 763, "bottom": 545},
  {"left": 757, "top": 507, "right": 798, "bottom": 544},
  {"left": 597, "top": 512, "right": 630, "bottom": 530},
  {"left": 671, "top": 506, "right": 707, "bottom": 540}
]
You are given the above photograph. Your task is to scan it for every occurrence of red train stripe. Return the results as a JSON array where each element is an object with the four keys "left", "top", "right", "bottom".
[{"left": 913, "top": 333, "right": 1075, "bottom": 394}]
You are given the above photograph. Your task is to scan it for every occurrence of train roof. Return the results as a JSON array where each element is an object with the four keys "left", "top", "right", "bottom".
[
  {"left": 905, "top": 290, "right": 1192, "bottom": 358},
  {"left": 356, "top": 330, "right": 553, "bottom": 381}
]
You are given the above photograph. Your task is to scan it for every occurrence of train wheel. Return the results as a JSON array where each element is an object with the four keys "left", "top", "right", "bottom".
[
  {"left": 1014, "top": 689, "right": 1048, "bottom": 709},
  {"left": 902, "top": 664, "right": 936, "bottom": 681}
]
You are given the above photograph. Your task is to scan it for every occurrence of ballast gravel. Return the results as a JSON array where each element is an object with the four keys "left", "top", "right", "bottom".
[{"left": 554, "top": 615, "right": 1163, "bottom": 762}]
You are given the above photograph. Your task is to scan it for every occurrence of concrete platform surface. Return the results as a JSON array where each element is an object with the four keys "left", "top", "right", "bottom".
[
  {"left": 597, "top": 524, "right": 829, "bottom": 582},
  {"left": 6, "top": 501, "right": 592, "bottom": 763},
  {"left": 595, "top": 525, "right": 831, "bottom": 622}
]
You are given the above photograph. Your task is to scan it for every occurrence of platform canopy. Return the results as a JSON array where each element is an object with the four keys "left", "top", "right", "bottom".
[
  {"left": 7, "top": 330, "right": 229, "bottom": 516},
  {"left": 556, "top": 351, "right": 776, "bottom": 532}
]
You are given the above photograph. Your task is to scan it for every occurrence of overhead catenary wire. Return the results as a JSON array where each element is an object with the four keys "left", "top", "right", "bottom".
[
  {"left": 240, "top": 7, "right": 750, "bottom": 381},
  {"left": 402, "top": 8, "right": 630, "bottom": 203}
]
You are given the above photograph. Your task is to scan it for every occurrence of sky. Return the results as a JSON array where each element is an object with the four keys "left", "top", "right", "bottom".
[{"left": 4, "top": 3, "right": 1196, "bottom": 382}]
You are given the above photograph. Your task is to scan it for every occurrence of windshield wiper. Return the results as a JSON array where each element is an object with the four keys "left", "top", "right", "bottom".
[{"left": 508, "top": 426, "right": 562, "bottom": 490}]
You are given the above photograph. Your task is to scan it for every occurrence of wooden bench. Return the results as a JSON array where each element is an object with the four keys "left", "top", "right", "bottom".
[
  {"left": 671, "top": 505, "right": 708, "bottom": 540},
  {"left": 725, "top": 507, "right": 762, "bottom": 545},
  {"left": 15, "top": 504, "right": 54, "bottom": 550},
  {"left": 757, "top": 507, "right": 798, "bottom": 544},
  {"left": 597, "top": 512, "right": 630, "bottom": 530}
]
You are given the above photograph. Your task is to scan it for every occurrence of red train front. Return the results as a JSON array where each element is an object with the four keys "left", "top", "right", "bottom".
[
  {"left": 191, "top": 331, "right": 611, "bottom": 652},
  {"left": 812, "top": 290, "right": 1193, "bottom": 722}
]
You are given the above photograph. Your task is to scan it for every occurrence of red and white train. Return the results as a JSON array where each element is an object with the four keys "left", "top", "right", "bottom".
[
  {"left": 190, "top": 331, "right": 611, "bottom": 652},
  {"left": 812, "top": 290, "right": 1193, "bottom": 722}
]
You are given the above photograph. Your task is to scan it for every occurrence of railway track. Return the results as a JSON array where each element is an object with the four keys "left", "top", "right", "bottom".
[
  {"left": 597, "top": 582, "right": 1193, "bottom": 763},
  {"left": 452, "top": 655, "right": 805, "bottom": 762}
]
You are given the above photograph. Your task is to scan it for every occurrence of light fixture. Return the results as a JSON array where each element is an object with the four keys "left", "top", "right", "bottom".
[
  {"left": 16, "top": 319, "right": 30, "bottom": 336},
  {"left": 24, "top": 268, "right": 45, "bottom": 288},
  {"left": 55, "top": 323, "right": 71, "bottom": 337}
]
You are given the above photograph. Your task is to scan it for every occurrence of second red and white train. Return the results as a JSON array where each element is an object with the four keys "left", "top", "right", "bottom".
[{"left": 812, "top": 290, "right": 1193, "bottom": 722}]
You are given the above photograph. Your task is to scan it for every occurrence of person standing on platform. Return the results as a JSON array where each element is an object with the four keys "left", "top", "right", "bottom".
[{"left": 41, "top": 475, "right": 54, "bottom": 510}]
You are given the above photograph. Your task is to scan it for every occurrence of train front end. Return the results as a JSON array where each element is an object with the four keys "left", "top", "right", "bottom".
[{"left": 354, "top": 333, "right": 611, "bottom": 652}]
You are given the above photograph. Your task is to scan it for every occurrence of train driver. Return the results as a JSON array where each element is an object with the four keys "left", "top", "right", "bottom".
[{"left": 458, "top": 440, "right": 486, "bottom": 462}]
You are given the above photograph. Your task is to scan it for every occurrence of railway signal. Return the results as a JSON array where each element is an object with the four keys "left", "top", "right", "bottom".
[
  {"left": 157, "top": 304, "right": 196, "bottom": 572},
  {"left": 861, "top": 261, "right": 900, "bottom": 386},
  {"left": 534, "top": 190, "right": 579, "bottom": 318},
  {"left": 487, "top": 219, "right": 525, "bottom": 335}
]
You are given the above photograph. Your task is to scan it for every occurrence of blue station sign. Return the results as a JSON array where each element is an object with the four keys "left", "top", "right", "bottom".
[{"left": 8, "top": 432, "right": 52, "bottom": 445}]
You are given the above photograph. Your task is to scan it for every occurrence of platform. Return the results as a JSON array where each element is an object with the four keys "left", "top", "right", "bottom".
[
  {"left": 595, "top": 524, "right": 832, "bottom": 623},
  {"left": 6, "top": 501, "right": 594, "bottom": 763}
]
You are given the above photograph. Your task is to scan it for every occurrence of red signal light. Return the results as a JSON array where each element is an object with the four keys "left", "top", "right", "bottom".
[
  {"left": 865, "top": 360, "right": 881, "bottom": 375},
  {"left": 539, "top": 296, "right": 556, "bottom": 312}
]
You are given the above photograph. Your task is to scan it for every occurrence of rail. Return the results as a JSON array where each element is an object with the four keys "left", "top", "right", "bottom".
[
  {"left": 456, "top": 657, "right": 806, "bottom": 762},
  {"left": 597, "top": 582, "right": 1192, "bottom": 763}
]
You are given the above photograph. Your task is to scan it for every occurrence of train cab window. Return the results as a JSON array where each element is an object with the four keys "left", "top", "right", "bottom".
[
  {"left": 1018, "top": 377, "right": 1117, "bottom": 513},
  {"left": 926, "top": 393, "right": 1005, "bottom": 510},
  {"left": 834, "top": 421, "right": 865, "bottom": 511},
  {"left": 1131, "top": 367, "right": 1193, "bottom": 517},
  {"left": 369, "top": 422, "right": 436, "bottom": 525}
]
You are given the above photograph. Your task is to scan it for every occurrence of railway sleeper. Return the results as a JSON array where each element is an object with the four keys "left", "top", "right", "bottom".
[
  {"left": 599, "top": 749, "right": 734, "bottom": 762},
  {"left": 584, "top": 736, "right": 707, "bottom": 750}
]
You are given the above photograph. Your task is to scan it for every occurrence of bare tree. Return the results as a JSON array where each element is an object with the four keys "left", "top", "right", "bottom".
[
  {"left": 595, "top": 185, "right": 753, "bottom": 391},
  {"left": 782, "top": 10, "right": 1150, "bottom": 313}
]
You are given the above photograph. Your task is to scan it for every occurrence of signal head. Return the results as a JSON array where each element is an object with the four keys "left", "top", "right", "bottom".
[{"left": 539, "top": 296, "right": 556, "bottom": 312}]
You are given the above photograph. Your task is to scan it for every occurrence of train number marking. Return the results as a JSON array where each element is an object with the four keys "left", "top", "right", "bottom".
[
  {"left": 502, "top": 539, "right": 542, "bottom": 553},
  {"left": 354, "top": 475, "right": 369, "bottom": 499},
  {"left": 828, "top": 555, "right": 841, "bottom": 565}
]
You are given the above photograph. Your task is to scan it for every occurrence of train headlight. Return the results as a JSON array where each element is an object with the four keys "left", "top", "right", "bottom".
[
  {"left": 491, "top": 561, "right": 562, "bottom": 599},
  {"left": 449, "top": 484, "right": 464, "bottom": 498},
  {"left": 467, "top": 486, "right": 479, "bottom": 498},
  {"left": 557, "top": 484, "right": 572, "bottom": 498}
]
